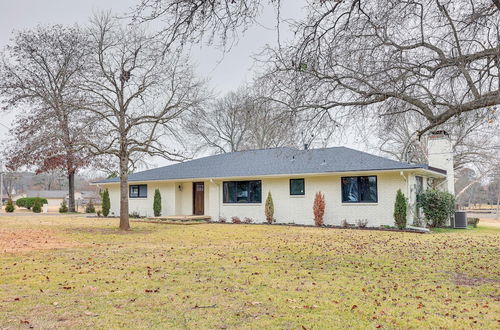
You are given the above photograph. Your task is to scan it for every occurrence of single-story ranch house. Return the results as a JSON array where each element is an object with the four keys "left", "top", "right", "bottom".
[{"left": 96, "top": 131, "right": 455, "bottom": 227}]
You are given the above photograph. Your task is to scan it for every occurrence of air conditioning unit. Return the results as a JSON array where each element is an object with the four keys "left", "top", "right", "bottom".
[{"left": 453, "top": 211, "right": 467, "bottom": 229}]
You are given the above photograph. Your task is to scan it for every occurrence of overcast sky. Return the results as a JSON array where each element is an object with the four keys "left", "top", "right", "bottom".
[{"left": 0, "top": 1, "right": 366, "bottom": 169}]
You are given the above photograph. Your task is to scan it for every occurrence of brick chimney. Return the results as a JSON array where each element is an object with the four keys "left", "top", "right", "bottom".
[{"left": 427, "top": 130, "right": 455, "bottom": 195}]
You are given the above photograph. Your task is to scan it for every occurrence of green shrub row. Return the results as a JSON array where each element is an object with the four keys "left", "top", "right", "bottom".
[{"left": 15, "top": 197, "right": 48, "bottom": 210}]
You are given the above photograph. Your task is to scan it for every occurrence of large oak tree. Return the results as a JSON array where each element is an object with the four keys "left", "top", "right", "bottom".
[{"left": 83, "top": 13, "right": 205, "bottom": 230}]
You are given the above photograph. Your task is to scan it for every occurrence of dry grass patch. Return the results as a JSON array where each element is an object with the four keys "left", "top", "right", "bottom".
[
  {"left": 0, "top": 216, "right": 499, "bottom": 329},
  {"left": 0, "top": 228, "right": 78, "bottom": 253}
]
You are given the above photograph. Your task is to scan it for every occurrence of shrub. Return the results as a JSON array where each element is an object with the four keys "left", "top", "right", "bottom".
[
  {"left": 417, "top": 189, "right": 455, "bottom": 227},
  {"left": 218, "top": 216, "right": 227, "bottom": 223},
  {"left": 265, "top": 192, "right": 274, "bottom": 224},
  {"left": 102, "top": 188, "right": 110, "bottom": 217},
  {"left": 341, "top": 219, "right": 352, "bottom": 228},
  {"left": 243, "top": 217, "right": 254, "bottom": 224},
  {"left": 85, "top": 199, "right": 96, "bottom": 213},
  {"left": 97, "top": 210, "right": 102, "bottom": 217},
  {"left": 231, "top": 216, "right": 241, "bottom": 224},
  {"left": 32, "top": 199, "right": 42, "bottom": 213},
  {"left": 153, "top": 188, "right": 162, "bottom": 217},
  {"left": 4, "top": 199, "right": 15, "bottom": 213},
  {"left": 59, "top": 199, "right": 68, "bottom": 213},
  {"left": 15, "top": 197, "right": 48, "bottom": 210},
  {"left": 467, "top": 217, "right": 480, "bottom": 228},
  {"left": 129, "top": 211, "right": 141, "bottom": 218},
  {"left": 356, "top": 219, "right": 368, "bottom": 228},
  {"left": 393, "top": 189, "right": 408, "bottom": 230},
  {"left": 313, "top": 192, "right": 325, "bottom": 226}
]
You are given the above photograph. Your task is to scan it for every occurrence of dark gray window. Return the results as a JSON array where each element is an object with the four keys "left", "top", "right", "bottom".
[
  {"left": 223, "top": 181, "right": 261, "bottom": 203},
  {"left": 290, "top": 179, "right": 305, "bottom": 195},
  {"left": 341, "top": 176, "right": 377, "bottom": 203},
  {"left": 129, "top": 184, "right": 147, "bottom": 198}
]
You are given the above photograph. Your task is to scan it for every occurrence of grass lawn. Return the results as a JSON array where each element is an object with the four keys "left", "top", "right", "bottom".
[{"left": 0, "top": 216, "right": 499, "bottom": 329}]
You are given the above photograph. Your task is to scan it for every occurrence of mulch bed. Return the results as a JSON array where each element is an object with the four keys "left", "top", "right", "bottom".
[{"left": 208, "top": 221, "right": 430, "bottom": 233}]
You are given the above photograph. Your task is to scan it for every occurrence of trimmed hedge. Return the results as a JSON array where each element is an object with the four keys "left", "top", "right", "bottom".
[{"left": 16, "top": 197, "right": 48, "bottom": 210}]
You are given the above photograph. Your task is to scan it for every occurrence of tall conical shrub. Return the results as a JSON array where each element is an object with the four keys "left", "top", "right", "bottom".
[
  {"left": 313, "top": 192, "right": 325, "bottom": 226},
  {"left": 265, "top": 192, "right": 274, "bottom": 224},
  {"left": 394, "top": 189, "right": 407, "bottom": 229},
  {"left": 153, "top": 188, "right": 162, "bottom": 217},
  {"left": 102, "top": 188, "right": 110, "bottom": 217}
]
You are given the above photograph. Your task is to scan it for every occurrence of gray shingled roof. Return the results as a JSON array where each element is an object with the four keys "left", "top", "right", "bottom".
[{"left": 97, "top": 147, "right": 443, "bottom": 184}]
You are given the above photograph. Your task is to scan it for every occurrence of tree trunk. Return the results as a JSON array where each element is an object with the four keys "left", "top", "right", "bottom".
[
  {"left": 119, "top": 155, "right": 130, "bottom": 230},
  {"left": 68, "top": 172, "right": 75, "bottom": 212}
]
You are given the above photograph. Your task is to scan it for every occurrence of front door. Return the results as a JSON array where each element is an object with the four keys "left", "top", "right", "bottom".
[{"left": 193, "top": 182, "right": 204, "bottom": 215}]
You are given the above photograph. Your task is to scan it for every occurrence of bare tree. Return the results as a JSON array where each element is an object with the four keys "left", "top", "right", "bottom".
[
  {"left": 184, "top": 88, "right": 254, "bottom": 153},
  {"left": 0, "top": 25, "right": 94, "bottom": 212},
  {"left": 83, "top": 13, "right": 205, "bottom": 230},
  {"left": 372, "top": 107, "right": 499, "bottom": 198},
  {"left": 130, "top": 0, "right": 277, "bottom": 49},
  {"left": 261, "top": 0, "right": 500, "bottom": 137},
  {"left": 183, "top": 83, "right": 337, "bottom": 154}
]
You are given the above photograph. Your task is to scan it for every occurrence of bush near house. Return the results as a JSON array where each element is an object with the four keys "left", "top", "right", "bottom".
[
  {"left": 153, "top": 189, "right": 162, "bottom": 217},
  {"left": 32, "top": 199, "right": 42, "bottom": 213},
  {"left": 15, "top": 197, "right": 48, "bottom": 210},
  {"left": 417, "top": 189, "right": 455, "bottom": 227},
  {"left": 59, "top": 200, "right": 68, "bottom": 213},
  {"left": 265, "top": 192, "right": 274, "bottom": 224},
  {"left": 231, "top": 216, "right": 241, "bottom": 224},
  {"left": 85, "top": 200, "right": 96, "bottom": 213},
  {"left": 4, "top": 199, "right": 15, "bottom": 213},
  {"left": 356, "top": 219, "right": 368, "bottom": 228},
  {"left": 102, "top": 188, "right": 110, "bottom": 217},
  {"left": 394, "top": 189, "right": 408, "bottom": 229},
  {"left": 313, "top": 192, "right": 325, "bottom": 226}
]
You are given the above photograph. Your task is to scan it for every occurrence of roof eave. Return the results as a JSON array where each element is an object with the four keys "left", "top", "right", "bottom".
[{"left": 93, "top": 167, "right": 445, "bottom": 185}]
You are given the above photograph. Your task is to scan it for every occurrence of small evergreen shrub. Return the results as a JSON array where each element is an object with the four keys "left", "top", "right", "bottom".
[
  {"left": 231, "top": 216, "right": 241, "bottom": 224},
  {"left": 356, "top": 219, "right": 368, "bottom": 228},
  {"left": 97, "top": 210, "right": 102, "bottom": 217},
  {"left": 129, "top": 211, "right": 141, "bottom": 218},
  {"left": 32, "top": 199, "right": 42, "bottom": 213},
  {"left": 265, "top": 192, "right": 274, "bottom": 224},
  {"left": 102, "top": 188, "right": 110, "bottom": 217},
  {"left": 16, "top": 197, "right": 48, "bottom": 210},
  {"left": 85, "top": 199, "right": 96, "bottom": 213},
  {"left": 417, "top": 189, "right": 455, "bottom": 227},
  {"left": 59, "top": 199, "right": 68, "bottom": 213},
  {"left": 393, "top": 189, "right": 408, "bottom": 230},
  {"left": 313, "top": 192, "right": 325, "bottom": 226},
  {"left": 4, "top": 199, "right": 15, "bottom": 213},
  {"left": 153, "top": 189, "right": 162, "bottom": 217}
]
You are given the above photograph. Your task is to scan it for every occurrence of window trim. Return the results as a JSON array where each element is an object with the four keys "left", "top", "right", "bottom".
[
  {"left": 129, "top": 184, "right": 148, "bottom": 198},
  {"left": 222, "top": 180, "right": 262, "bottom": 204},
  {"left": 289, "top": 178, "right": 305, "bottom": 196},
  {"left": 341, "top": 176, "right": 378, "bottom": 203}
]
